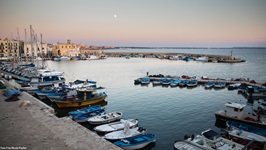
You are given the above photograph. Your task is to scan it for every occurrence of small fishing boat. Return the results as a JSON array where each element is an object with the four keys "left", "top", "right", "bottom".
[
  {"left": 222, "top": 126, "right": 266, "bottom": 150},
  {"left": 87, "top": 55, "right": 99, "bottom": 60},
  {"left": 204, "top": 81, "right": 215, "bottom": 89},
  {"left": 178, "top": 129, "right": 244, "bottom": 150},
  {"left": 134, "top": 78, "right": 142, "bottom": 85},
  {"left": 226, "top": 121, "right": 266, "bottom": 137},
  {"left": 94, "top": 119, "right": 138, "bottom": 133},
  {"left": 50, "top": 89, "right": 107, "bottom": 108},
  {"left": 227, "top": 83, "right": 241, "bottom": 90},
  {"left": 35, "top": 87, "right": 66, "bottom": 100},
  {"left": 114, "top": 133, "right": 156, "bottom": 150},
  {"left": 73, "top": 109, "right": 105, "bottom": 123},
  {"left": 214, "top": 82, "right": 226, "bottom": 88},
  {"left": 161, "top": 78, "right": 171, "bottom": 86},
  {"left": 215, "top": 102, "right": 266, "bottom": 128},
  {"left": 88, "top": 111, "right": 123, "bottom": 125},
  {"left": 68, "top": 105, "right": 103, "bottom": 117},
  {"left": 60, "top": 56, "right": 70, "bottom": 61},
  {"left": 195, "top": 56, "right": 209, "bottom": 62},
  {"left": 66, "top": 79, "right": 96, "bottom": 89},
  {"left": 152, "top": 79, "right": 162, "bottom": 86},
  {"left": 187, "top": 80, "right": 198, "bottom": 87},
  {"left": 170, "top": 79, "right": 181, "bottom": 87},
  {"left": 174, "top": 140, "right": 204, "bottom": 150},
  {"left": 104, "top": 127, "right": 147, "bottom": 141},
  {"left": 179, "top": 80, "right": 188, "bottom": 87},
  {"left": 141, "top": 77, "right": 150, "bottom": 85},
  {"left": 183, "top": 56, "right": 194, "bottom": 61}
]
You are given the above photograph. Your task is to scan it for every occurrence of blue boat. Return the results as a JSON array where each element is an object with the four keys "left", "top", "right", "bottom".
[
  {"left": 161, "top": 78, "right": 171, "bottom": 86},
  {"left": 68, "top": 105, "right": 103, "bottom": 117},
  {"left": 187, "top": 80, "right": 198, "bottom": 87},
  {"left": 183, "top": 56, "right": 194, "bottom": 61},
  {"left": 204, "top": 81, "right": 215, "bottom": 89},
  {"left": 114, "top": 133, "right": 156, "bottom": 150},
  {"left": 227, "top": 83, "right": 241, "bottom": 90},
  {"left": 226, "top": 121, "right": 266, "bottom": 137},
  {"left": 179, "top": 80, "right": 188, "bottom": 87},
  {"left": 141, "top": 77, "right": 150, "bottom": 85},
  {"left": 73, "top": 108, "right": 105, "bottom": 123},
  {"left": 170, "top": 79, "right": 181, "bottom": 87},
  {"left": 214, "top": 82, "right": 226, "bottom": 88},
  {"left": 46, "top": 92, "right": 67, "bottom": 99},
  {"left": 35, "top": 87, "right": 66, "bottom": 100}
]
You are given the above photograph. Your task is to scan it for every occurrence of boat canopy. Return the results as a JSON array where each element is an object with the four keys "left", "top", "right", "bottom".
[
  {"left": 202, "top": 129, "right": 219, "bottom": 140},
  {"left": 225, "top": 102, "right": 245, "bottom": 109}
]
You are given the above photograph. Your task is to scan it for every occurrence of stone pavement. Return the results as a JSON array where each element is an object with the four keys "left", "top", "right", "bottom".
[{"left": 0, "top": 79, "right": 121, "bottom": 150}]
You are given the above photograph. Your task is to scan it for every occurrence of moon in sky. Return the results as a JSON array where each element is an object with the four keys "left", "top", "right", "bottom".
[{"left": 114, "top": 15, "right": 117, "bottom": 18}]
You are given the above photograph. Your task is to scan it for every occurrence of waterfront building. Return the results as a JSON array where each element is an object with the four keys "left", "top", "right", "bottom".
[
  {"left": 24, "top": 42, "right": 48, "bottom": 58},
  {"left": 53, "top": 39, "right": 79, "bottom": 57},
  {"left": 0, "top": 38, "right": 21, "bottom": 59}
]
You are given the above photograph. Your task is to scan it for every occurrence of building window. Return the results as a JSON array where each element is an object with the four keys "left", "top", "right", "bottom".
[
  {"left": 62, "top": 46, "right": 63, "bottom": 48},
  {"left": 65, "top": 46, "right": 67, "bottom": 48},
  {"left": 74, "top": 46, "right": 75, "bottom": 48}
]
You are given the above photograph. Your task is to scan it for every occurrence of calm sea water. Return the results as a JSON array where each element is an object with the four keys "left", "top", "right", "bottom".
[{"left": 45, "top": 48, "right": 266, "bottom": 150}]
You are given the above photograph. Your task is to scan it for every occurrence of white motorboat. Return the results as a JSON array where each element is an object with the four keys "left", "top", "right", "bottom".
[
  {"left": 87, "top": 55, "right": 99, "bottom": 60},
  {"left": 94, "top": 119, "right": 138, "bottom": 133},
  {"left": 195, "top": 56, "right": 209, "bottom": 62},
  {"left": 182, "top": 129, "right": 244, "bottom": 150},
  {"left": 59, "top": 56, "right": 70, "bottom": 60},
  {"left": 104, "top": 126, "right": 147, "bottom": 141},
  {"left": 88, "top": 111, "right": 123, "bottom": 125}
]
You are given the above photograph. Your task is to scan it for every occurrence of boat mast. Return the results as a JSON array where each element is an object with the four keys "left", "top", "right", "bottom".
[
  {"left": 33, "top": 34, "right": 39, "bottom": 68},
  {"left": 40, "top": 34, "right": 45, "bottom": 69},
  {"left": 30, "top": 25, "right": 34, "bottom": 63},
  {"left": 16, "top": 27, "right": 20, "bottom": 63},
  {"left": 24, "top": 29, "right": 28, "bottom": 63}
]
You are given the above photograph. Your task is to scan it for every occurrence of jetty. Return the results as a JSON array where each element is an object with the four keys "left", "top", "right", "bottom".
[
  {"left": 0, "top": 78, "right": 121, "bottom": 150},
  {"left": 135, "top": 75, "right": 265, "bottom": 88},
  {"left": 103, "top": 51, "right": 245, "bottom": 63}
]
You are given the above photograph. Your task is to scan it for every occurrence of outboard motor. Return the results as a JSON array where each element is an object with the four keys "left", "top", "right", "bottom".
[{"left": 184, "top": 134, "right": 190, "bottom": 140}]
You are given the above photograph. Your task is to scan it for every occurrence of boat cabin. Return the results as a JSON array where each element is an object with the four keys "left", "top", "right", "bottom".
[
  {"left": 76, "top": 89, "right": 96, "bottom": 100},
  {"left": 224, "top": 102, "right": 246, "bottom": 119}
]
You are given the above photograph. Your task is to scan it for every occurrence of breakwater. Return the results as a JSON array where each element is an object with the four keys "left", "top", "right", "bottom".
[
  {"left": 0, "top": 78, "right": 121, "bottom": 150},
  {"left": 103, "top": 51, "right": 245, "bottom": 62}
]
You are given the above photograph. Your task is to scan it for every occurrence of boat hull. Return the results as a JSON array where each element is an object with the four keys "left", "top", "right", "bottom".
[
  {"left": 53, "top": 95, "right": 107, "bottom": 108},
  {"left": 215, "top": 113, "right": 266, "bottom": 129}
]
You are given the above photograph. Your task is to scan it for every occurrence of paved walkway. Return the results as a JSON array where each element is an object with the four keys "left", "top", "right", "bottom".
[{"left": 0, "top": 79, "right": 121, "bottom": 150}]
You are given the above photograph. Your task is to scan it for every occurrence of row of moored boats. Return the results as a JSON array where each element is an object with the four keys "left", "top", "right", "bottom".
[{"left": 68, "top": 105, "right": 156, "bottom": 150}]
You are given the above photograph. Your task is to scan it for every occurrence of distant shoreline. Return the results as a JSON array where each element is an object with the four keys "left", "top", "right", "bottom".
[{"left": 110, "top": 47, "right": 266, "bottom": 50}]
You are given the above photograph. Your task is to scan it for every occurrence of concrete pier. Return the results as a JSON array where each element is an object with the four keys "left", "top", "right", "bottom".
[
  {"left": 103, "top": 51, "right": 245, "bottom": 62},
  {"left": 0, "top": 79, "right": 121, "bottom": 150}
]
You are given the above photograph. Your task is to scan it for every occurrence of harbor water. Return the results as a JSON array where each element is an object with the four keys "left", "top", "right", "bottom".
[{"left": 45, "top": 48, "right": 266, "bottom": 150}]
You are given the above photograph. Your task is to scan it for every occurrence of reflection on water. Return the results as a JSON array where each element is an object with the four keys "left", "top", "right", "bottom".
[{"left": 42, "top": 50, "right": 266, "bottom": 150}]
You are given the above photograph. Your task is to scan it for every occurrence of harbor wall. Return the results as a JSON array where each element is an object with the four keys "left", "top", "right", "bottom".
[
  {"left": 103, "top": 51, "right": 236, "bottom": 60},
  {"left": 0, "top": 78, "right": 121, "bottom": 150}
]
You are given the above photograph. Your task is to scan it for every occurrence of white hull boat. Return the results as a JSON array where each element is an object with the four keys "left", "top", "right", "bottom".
[
  {"left": 182, "top": 129, "right": 245, "bottom": 150},
  {"left": 94, "top": 119, "right": 138, "bottom": 133},
  {"left": 104, "top": 127, "right": 147, "bottom": 141},
  {"left": 88, "top": 111, "right": 123, "bottom": 125}
]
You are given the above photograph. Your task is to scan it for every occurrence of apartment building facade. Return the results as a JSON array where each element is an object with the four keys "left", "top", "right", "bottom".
[{"left": 0, "top": 38, "right": 21, "bottom": 58}]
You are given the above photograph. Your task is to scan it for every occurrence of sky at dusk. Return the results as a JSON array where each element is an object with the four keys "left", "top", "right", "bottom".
[{"left": 0, "top": 0, "right": 266, "bottom": 47}]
